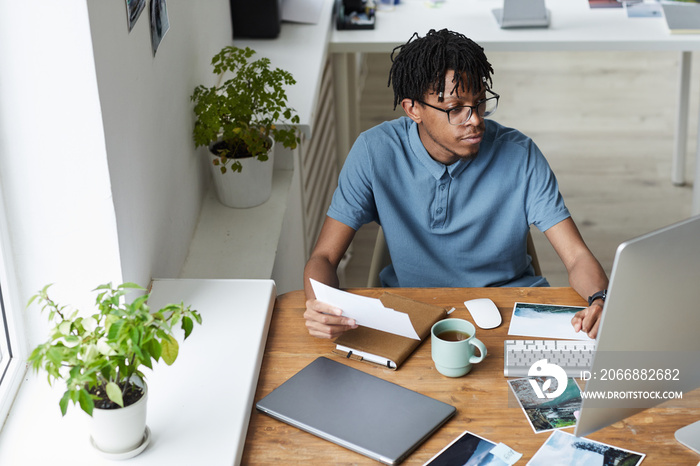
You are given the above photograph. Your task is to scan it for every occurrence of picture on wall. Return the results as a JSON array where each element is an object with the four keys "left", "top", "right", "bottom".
[
  {"left": 125, "top": 0, "right": 146, "bottom": 32},
  {"left": 150, "top": 0, "right": 170, "bottom": 56}
]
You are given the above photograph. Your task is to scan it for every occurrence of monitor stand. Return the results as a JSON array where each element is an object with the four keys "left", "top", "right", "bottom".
[
  {"left": 492, "top": 0, "right": 550, "bottom": 29},
  {"left": 675, "top": 420, "right": 700, "bottom": 454}
]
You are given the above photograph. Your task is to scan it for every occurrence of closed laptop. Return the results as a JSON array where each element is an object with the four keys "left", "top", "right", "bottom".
[{"left": 256, "top": 357, "right": 456, "bottom": 465}]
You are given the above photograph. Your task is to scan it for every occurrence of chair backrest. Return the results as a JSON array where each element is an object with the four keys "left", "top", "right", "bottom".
[
  {"left": 367, "top": 227, "right": 391, "bottom": 287},
  {"left": 366, "top": 227, "right": 542, "bottom": 287},
  {"left": 526, "top": 230, "right": 543, "bottom": 277}
]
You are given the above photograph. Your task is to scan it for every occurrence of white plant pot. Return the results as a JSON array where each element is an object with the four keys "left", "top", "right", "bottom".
[
  {"left": 208, "top": 141, "right": 275, "bottom": 208},
  {"left": 89, "top": 380, "right": 149, "bottom": 459}
]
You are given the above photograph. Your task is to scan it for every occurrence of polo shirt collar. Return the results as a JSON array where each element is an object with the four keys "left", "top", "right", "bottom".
[
  {"left": 408, "top": 121, "right": 471, "bottom": 180},
  {"left": 447, "top": 157, "right": 469, "bottom": 178}
]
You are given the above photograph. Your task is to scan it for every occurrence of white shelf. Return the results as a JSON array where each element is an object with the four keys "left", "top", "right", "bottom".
[
  {"left": 181, "top": 0, "right": 336, "bottom": 282},
  {"left": 180, "top": 169, "right": 294, "bottom": 280}
]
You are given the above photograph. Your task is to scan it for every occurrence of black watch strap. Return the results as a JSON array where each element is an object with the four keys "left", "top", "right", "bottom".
[{"left": 588, "top": 289, "right": 607, "bottom": 306}]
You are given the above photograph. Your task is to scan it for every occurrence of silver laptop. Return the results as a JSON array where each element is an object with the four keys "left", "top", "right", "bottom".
[
  {"left": 256, "top": 357, "right": 456, "bottom": 465},
  {"left": 493, "top": 0, "right": 551, "bottom": 29},
  {"left": 661, "top": 2, "right": 700, "bottom": 33},
  {"left": 574, "top": 215, "right": 700, "bottom": 452}
]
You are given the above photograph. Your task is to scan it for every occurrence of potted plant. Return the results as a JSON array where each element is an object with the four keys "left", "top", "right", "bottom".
[
  {"left": 190, "top": 45, "right": 301, "bottom": 208},
  {"left": 27, "top": 282, "right": 202, "bottom": 458}
]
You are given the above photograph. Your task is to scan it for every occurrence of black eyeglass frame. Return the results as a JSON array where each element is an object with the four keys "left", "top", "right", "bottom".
[{"left": 417, "top": 89, "right": 500, "bottom": 126}]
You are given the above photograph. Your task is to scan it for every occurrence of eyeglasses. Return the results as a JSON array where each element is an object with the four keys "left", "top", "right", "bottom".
[{"left": 417, "top": 90, "right": 499, "bottom": 126}]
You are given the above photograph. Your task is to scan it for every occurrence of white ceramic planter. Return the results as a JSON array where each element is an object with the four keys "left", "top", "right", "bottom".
[
  {"left": 89, "top": 380, "right": 149, "bottom": 458},
  {"left": 208, "top": 141, "right": 275, "bottom": 208}
]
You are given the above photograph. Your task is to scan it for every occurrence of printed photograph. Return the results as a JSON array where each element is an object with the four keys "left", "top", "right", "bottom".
[
  {"left": 508, "top": 376, "right": 582, "bottom": 433},
  {"left": 150, "top": 0, "right": 170, "bottom": 56},
  {"left": 125, "top": 0, "right": 146, "bottom": 32},
  {"left": 528, "top": 430, "right": 645, "bottom": 465},
  {"left": 424, "top": 430, "right": 514, "bottom": 466},
  {"left": 507, "top": 302, "right": 591, "bottom": 341}
]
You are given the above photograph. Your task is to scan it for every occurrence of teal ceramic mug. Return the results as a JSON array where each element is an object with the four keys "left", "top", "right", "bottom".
[{"left": 431, "top": 318, "right": 487, "bottom": 377}]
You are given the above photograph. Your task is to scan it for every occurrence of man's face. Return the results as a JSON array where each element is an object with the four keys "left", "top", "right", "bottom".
[{"left": 404, "top": 71, "right": 488, "bottom": 165}]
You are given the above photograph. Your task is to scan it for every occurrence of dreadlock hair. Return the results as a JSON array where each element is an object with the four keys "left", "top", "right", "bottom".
[{"left": 388, "top": 29, "right": 494, "bottom": 110}]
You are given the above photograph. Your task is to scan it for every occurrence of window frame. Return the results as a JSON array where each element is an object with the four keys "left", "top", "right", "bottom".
[{"left": 0, "top": 191, "right": 27, "bottom": 429}]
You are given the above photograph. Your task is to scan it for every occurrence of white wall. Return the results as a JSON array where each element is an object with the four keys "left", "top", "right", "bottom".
[
  {"left": 86, "top": 0, "right": 232, "bottom": 286},
  {"left": 0, "top": 1, "right": 123, "bottom": 344},
  {"left": 0, "top": 0, "right": 232, "bottom": 345}
]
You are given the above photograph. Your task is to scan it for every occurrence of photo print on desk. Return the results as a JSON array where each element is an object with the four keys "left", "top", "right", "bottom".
[
  {"left": 125, "top": 0, "right": 146, "bottom": 32},
  {"left": 588, "top": 0, "right": 623, "bottom": 7},
  {"left": 508, "top": 377, "right": 582, "bottom": 434},
  {"left": 150, "top": 0, "right": 170, "bottom": 56},
  {"left": 507, "top": 302, "right": 591, "bottom": 341},
  {"left": 528, "top": 430, "right": 645, "bottom": 466},
  {"left": 625, "top": 1, "right": 662, "bottom": 17},
  {"left": 423, "top": 430, "right": 521, "bottom": 466}
]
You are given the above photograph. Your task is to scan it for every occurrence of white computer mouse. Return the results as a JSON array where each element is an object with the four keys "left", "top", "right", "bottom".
[{"left": 464, "top": 298, "right": 502, "bottom": 329}]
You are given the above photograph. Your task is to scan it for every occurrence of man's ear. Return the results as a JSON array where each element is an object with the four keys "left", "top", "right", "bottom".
[{"left": 401, "top": 98, "right": 422, "bottom": 124}]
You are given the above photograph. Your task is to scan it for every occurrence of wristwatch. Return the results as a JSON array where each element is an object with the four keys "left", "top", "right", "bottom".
[{"left": 587, "top": 289, "right": 607, "bottom": 306}]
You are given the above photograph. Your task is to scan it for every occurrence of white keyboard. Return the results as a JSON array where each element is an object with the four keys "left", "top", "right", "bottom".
[{"left": 504, "top": 339, "right": 596, "bottom": 377}]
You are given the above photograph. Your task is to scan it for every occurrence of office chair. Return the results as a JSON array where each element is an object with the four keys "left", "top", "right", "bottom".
[{"left": 366, "top": 226, "right": 543, "bottom": 287}]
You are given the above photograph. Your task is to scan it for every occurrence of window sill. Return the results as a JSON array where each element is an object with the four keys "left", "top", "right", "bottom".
[
  {"left": 180, "top": 169, "right": 293, "bottom": 280},
  {"left": 0, "top": 279, "right": 276, "bottom": 465}
]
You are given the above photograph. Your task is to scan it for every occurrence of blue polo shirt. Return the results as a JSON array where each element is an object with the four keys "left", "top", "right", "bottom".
[{"left": 327, "top": 117, "right": 571, "bottom": 288}]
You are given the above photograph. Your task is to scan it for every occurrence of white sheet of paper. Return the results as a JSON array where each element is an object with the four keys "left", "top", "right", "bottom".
[
  {"left": 310, "top": 279, "right": 420, "bottom": 340},
  {"left": 281, "top": 0, "right": 324, "bottom": 24}
]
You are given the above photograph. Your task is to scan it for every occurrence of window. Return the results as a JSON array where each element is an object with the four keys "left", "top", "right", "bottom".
[
  {"left": 0, "top": 284, "right": 12, "bottom": 384},
  {"left": 0, "top": 193, "right": 25, "bottom": 428}
]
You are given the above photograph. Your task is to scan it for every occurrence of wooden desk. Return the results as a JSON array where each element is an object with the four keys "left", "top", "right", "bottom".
[{"left": 242, "top": 287, "right": 700, "bottom": 464}]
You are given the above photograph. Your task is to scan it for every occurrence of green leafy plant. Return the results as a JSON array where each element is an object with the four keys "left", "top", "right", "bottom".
[
  {"left": 27, "top": 282, "right": 202, "bottom": 416},
  {"left": 190, "top": 45, "right": 301, "bottom": 174}
]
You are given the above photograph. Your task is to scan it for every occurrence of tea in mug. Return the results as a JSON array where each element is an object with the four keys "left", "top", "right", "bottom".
[{"left": 436, "top": 330, "right": 471, "bottom": 342}]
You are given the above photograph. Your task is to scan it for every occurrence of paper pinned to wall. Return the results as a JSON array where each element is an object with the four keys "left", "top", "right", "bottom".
[
  {"left": 282, "top": 0, "right": 324, "bottom": 24},
  {"left": 310, "top": 279, "right": 420, "bottom": 339}
]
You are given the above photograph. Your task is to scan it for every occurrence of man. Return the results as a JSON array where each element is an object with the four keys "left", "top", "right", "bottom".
[{"left": 304, "top": 29, "right": 608, "bottom": 340}]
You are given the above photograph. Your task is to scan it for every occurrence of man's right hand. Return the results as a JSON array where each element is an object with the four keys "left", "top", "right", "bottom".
[{"left": 304, "top": 299, "right": 358, "bottom": 339}]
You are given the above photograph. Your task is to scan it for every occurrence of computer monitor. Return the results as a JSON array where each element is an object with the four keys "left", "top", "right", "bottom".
[{"left": 574, "top": 215, "right": 700, "bottom": 454}]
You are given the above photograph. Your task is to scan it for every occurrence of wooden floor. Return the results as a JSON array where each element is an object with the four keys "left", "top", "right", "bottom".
[{"left": 342, "top": 51, "right": 698, "bottom": 288}]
